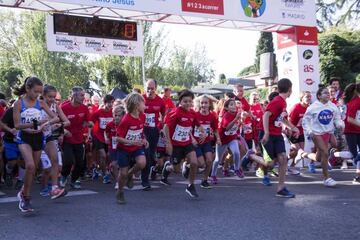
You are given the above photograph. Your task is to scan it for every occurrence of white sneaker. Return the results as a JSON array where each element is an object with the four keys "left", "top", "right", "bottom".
[
  {"left": 341, "top": 160, "right": 348, "bottom": 170},
  {"left": 324, "top": 178, "right": 337, "bottom": 187}
]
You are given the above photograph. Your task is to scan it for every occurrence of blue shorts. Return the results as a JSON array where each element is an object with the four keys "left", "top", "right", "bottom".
[
  {"left": 4, "top": 141, "right": 21, "bottom": 161},
  {"left": 195, "top": 142, "right": 213, "bottom": 158},
  {"left": 117, "top": 148, "right": 145, "bottom": 168}
]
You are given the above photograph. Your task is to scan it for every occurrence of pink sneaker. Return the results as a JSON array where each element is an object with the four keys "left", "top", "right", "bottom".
[
  {"left": 50, "top": 187, "right": 67, "bottom": 200},
  {"left": 235, "top": 169, "right": 245, "bottom": 179},
  {"left": 210, "top": 176, "right": 218, "bottom": 185},
  {"left": 222, "top": 170, "right": 230, "bottom": 177}
]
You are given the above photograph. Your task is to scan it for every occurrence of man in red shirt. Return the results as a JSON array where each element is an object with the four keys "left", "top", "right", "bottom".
[
  {"left": 162, "top": 87, "right": 175, "bottom": 114},
  {"left": 141, "top": 79, "right": 165, "bottom": 190},
  {"left": 90, "top": 94, "right": 114, "bottom": 184},
  {"left": 262, "top": 78, "right": 299, "bottom": 198},
  {"left": 60, "top": 86, "right": 91, "bottom": 189}
]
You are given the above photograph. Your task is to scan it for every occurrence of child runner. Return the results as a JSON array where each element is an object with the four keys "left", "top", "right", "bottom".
[
  {"left": 115, "top": 93, "right": 148, "bottom": 204},
  {"left": 193, "top": 95, "right": 220, "bottom": 189},
  {"left": 13, "top": 77, "right": 59, "bottom": 212},
  {"left": 104, "top": 105, "right": 125, "bottom": 190},
  {"left": 261, "top": 78, "right": 299, "bottom": 198},
  {"left": 343, "top": 83, "right": 360, "bottom": 184},
  {"left": 90, "top": 94, "right": 114, "bottom": 184},
  {"left": 161, "top": 90, "right": 203, "bottom": 198},
  {"left": 302, "top": 85, "right": 344, "bottom": 187},
  {"left": 210, "top": 98, "right": 243, "bottom": 184}
]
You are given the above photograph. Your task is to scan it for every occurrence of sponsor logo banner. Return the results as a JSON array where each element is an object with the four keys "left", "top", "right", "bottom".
[
  {"left": 182, "top": 0, "right": 224, "bottom": 15},
  {"left": 0, "top": 0, "right": 17, "bottom": 5}
]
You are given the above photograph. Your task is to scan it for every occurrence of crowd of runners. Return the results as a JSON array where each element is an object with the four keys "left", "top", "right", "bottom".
[{"left": 0, "top": 76, "right": 359, "bottom": 212}]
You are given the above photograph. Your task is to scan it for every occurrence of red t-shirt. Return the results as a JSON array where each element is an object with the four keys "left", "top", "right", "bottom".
[
  {"left": 219, "top": 111, "right": 240, "bottom": 145},
  {"left": 265, "top": 96, "right": 287, "bottom": 136},
  {"left": 61, "top": 102, "right": 90, "bottom": 144},
  {"left": 289, "top": 103, "right": 308, "bottom": 135},
  {"left": 242, "top": 116, "right": 253, "bottom": 141},
  {"left": 193, "top": 111, "right": 218, "bottom": 144},
  {"left": 90, "top": 104, "right": 99, "bottom": 116},
  {"left": 344, "top": 96, "right": 360, "bottom": 134},
  {"left": 165, "top": 107, "right": 197, "bottom": 147},
  {"left": 105, "top": 121, "right": 118, "bottom": 152},
  {"left": 163, "top": 96, "right": 175, "bottom": 114},
  {"left": 91, "top": 108, "right": 113, "bottom": 143},
  {"left": 117, "top": 113, "right": 145, "bottom": 152},
  {"left": 143, "top": 94, "right": 165, "bottom": 129},
  {"left": 0, "top": 105, "right": 5, "bottom": 119},
  {"left": 237, "top": 97, "right": 250, "bottom": 112}
]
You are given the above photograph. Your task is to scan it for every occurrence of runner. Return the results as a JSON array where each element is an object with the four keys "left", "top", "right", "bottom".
[
  {"left": 13, "top": 77, "right": 59, "bottom": 212},
  {"left": 343, "top": 83, "right": 360, "bottom": 184},
  {"left": 302, "top": 85, "right": 344, "bottom": 187},
  {"left": 115, "top": 93, "right": 148, "bottom": 204},
  {"left": 90, "top": 94, "right": 114, "bottom": 184},
  {"left": 261, "top": 78, "right": 299, "bottom": 198},
  {"left": 41, "top": 85, "right": 69, "bottom": 199},
  {"left": 142, "top": 79, "right": 165, "bottom": 190},
  {"left": 161, "top": 90, "right": 203, "bottom": 198},
  {"left": 60, "top": 86, "right": 91, "bottom": 190},
  {"left": 162, "top": 87, "right": 175, "bottom": 114}
]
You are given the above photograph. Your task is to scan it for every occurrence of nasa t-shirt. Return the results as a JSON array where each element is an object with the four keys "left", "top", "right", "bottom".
[{"left": 265, "top": 96, "right": 287, "bottom": 136}]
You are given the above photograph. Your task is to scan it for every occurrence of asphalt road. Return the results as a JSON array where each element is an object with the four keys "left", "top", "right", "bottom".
[{"left": 0, "top": 169, "right": 359, "bottom": 240}]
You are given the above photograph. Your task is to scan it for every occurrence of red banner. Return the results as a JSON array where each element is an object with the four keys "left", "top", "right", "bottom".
[{"left": 182, "top": 0, "right": 224, "bottom": 15}]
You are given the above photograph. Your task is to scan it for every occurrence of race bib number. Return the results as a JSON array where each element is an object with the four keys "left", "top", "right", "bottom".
[
  {"left": 274, "top": 112, "right": 287, "bottom": 128},
  {"left": 194, "top": 124, "right": 210, "bottom": 138},
  {"left": 172, "top": 125, "right": 192, "bottom": 142},
  {"left": 157, "top": 136, "right": 166, "bottom": 148},
  {"left": 225, "top": 125, "right": 238, "bottom": 136},
  {"left": 100, "top": 117, "right": 113, "bottom": 129},
  {"left": 145, "top": 113, "right": 156, "bottom": 127},
  {"left": 111, "top": 136, "right": 118, "bottom": 150},
  {"left": 125, "top": 129, "right": 142, "bottom": 144}
]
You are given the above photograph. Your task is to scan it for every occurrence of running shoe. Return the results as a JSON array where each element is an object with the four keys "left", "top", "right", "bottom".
[
  {"left": 162, "top": 161, "right": 171, "bottom": 180},
  {"left": 103, "top": 174, "right": 111, "bottom": 184},
  {"left": 150, "top": 166, "right": 157, "bottom": 181},
  {"left": 50, "top": 186, "right": 67, "bottom": 200},
  {"left": 262, "top": 176, "right": 272, "bottom": 186},
  {"left": 255, "top": 168, "right": 264, "bottom": 178},
  {"left": 185, "top": 184, "right": 199, "bottom": 198},
  {"left": 352, "top": 176, "right": 360, "bottom": 185},
  {"left": 116, "top": 190, "right": 126, "bottom": 204},
  {"left": 160, "top": 178, "right": 171, "bottom": 186},
  {"left": 92, "top": 168, "right": 99, "bottom": 180},
  {"left": 5, "top": 173, "right": 13, "bottom": 188},
  {"left": 210, "top": 176, "right": 218, "bottom": 185},
  {"left": 59, "top": 176, "right": 67, "bottom": 188},
  {"left": 200, "top": 180, "right": 212, "bottom": 189},
  {"left": 181, "top": 162, "right": 190, "bottom": 179},
  {"left": 222, "top": 169, "right": 230, "bottom": 177},
  {"left": 287, "top": 168, "right": 300, "bottom": 176},
  {"left": 15, "top": 179, "right": 23, "bottom": 190},
  {"left": 70, "top": 180, "right": 81, "bottom": 189},
  {"left": 17, "top": 191, "right": 34, "bottom": 213},
  {"left": 308, "top": 162, "right": 316, "bottom": 173},
  {"left": 323, "top": 178, "right": 337, "bottom": 187},
  {"left": 269, "top": 168, "right": 279, "bottom": 177},
  {"left": 40, "top": 187, "right": 50, "bottom": 197},
  {"left": 235, "top": 169, "right": 245, "bottom": 179},
  {"left": 141, "top": 182, "right": 151, "bottom": 191},
  {"left": 114, "top": 182, "right": 119, "bottom": 190},
  {"left": 276, "top": 188, "right": 295, "bottom": 198},
  {"left": 126, "top": 174, "right": 134, "bottom": 189}
]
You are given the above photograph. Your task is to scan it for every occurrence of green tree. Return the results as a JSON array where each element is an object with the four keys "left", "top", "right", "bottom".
[
  {"left": 238, "top": 65, "right": 256, "bottom": 77},
  {"left": 319, "top": 28, "right": 360, "bottom": 88},
  {"left": 219, "top": 73, "right": 227, "bottom": 84},
  {"left": 0, "top": 66, "right": 23, "bottom": 98}
]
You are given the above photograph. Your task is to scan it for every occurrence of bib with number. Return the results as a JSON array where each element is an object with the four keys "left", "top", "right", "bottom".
[
  {"left": 172, "top": 125, "right": 192, "bottom": 142},
  {"left": 145, "top": 113, "right": 156, "bottom": 127},
  {"left": 194, "top": 124, "right": 210, "bottom": 138},
  {"left": 225, "top": 125, "right": 238, "bottom": 136},
  {"left": 157, "top": 136, "right": 166, "bottom": 148},
  {"left": 125, "top": 129, "right": 143, "bottom": 145},
  {"left": 100, "top": 117, "right": 113, "bottom": 129},
  {"left": 111, "top": 136, "right": 118, "bottom": 150}
]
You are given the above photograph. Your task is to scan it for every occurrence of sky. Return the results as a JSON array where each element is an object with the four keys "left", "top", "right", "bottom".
[{"left": 152, "top": 22, "right": 260, "bottom": 80}]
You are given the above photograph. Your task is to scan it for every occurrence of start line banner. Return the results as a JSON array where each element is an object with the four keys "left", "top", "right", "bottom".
[{"left": 48, "top": 0, "right": 316, "bottom": 27}]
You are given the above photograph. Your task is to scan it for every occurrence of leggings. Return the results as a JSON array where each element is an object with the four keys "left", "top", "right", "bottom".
[
  {"left": 211, "top": 139, "right": 241, "bottom": 176},
  {"left": 61, "top": 142, "right": 85, "bottom": 182}
]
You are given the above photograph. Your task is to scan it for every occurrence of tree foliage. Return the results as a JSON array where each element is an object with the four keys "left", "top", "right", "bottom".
[{"left": 319, "top": 28, "right": 360, "bottom": 88}]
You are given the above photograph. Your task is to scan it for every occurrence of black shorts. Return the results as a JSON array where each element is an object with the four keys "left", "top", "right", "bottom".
[
  {"left": 17, "top": 131, "right": 44, "bottom": 152},
  {"left": 171, "top": 144, "right": 195, "bottom": 165},
  {"left": 289, "top": 134, "right": 305, "bottom": 144},
  {"left": 45, "top": 135, "right": 58, "bottom": 143},
  {"left": 262, "top": 135, "right": 286, "bottom": 160},
  {"left": 93, "top": 136, "right": 108, "bottom": 152}
]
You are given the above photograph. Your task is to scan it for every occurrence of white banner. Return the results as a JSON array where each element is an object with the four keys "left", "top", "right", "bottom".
[
  {"left": 48, "top": 0, "right": 316, "bottom": 27},
  {"left": 46, "top": 15, "right": 144, "bottom": 57}
]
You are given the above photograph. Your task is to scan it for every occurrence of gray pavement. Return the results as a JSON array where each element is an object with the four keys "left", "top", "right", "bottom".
[{"left": 0, "top": 169, "right": 359, "bottom": 240}]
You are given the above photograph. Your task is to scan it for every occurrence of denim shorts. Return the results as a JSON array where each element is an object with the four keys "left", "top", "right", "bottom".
[
  {"left": 117, "top": 148, "right": 145, "bottom": 168},
  {"left": 195, "top": 142, "right": 213, "bottom": 158}
]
